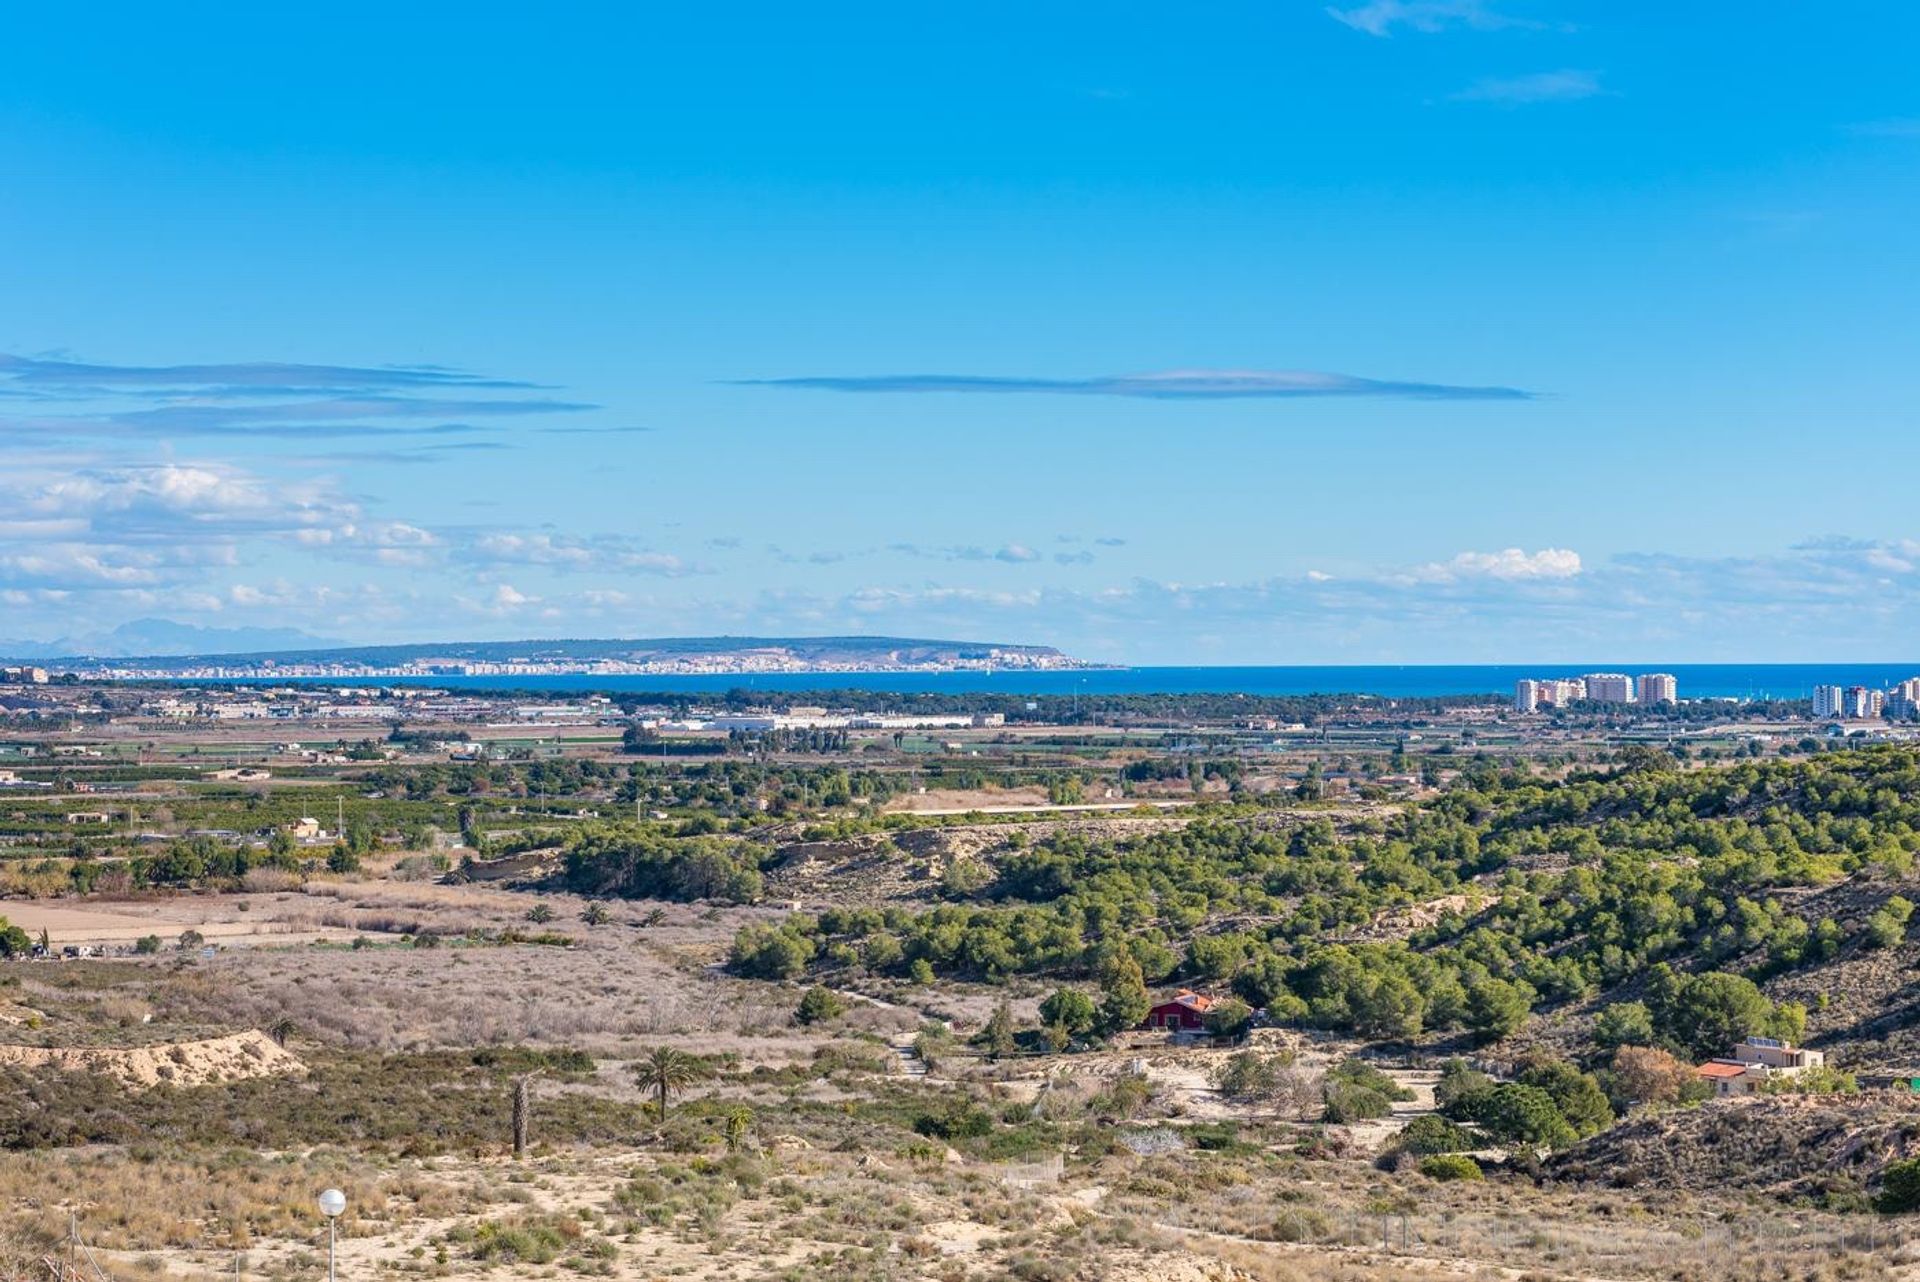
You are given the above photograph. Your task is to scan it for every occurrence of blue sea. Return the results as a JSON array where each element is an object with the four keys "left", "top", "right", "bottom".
[{"left": 226, "top": 664, "right": 1920, "bottom": 701}]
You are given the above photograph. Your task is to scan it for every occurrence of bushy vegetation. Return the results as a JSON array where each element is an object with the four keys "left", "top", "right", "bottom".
[
  {"left": 560, "top": 828, "right": 764, "bottom": 902},
  {"left": 734, "top": 748, "right": 1920, "bottom": 1042},
  {"left": 1878, "top": 1157, "right": 1920, "bottom": 1213},
  {"left": 1418, "top": 1153, "right": 1483, "bottom": 1181}
]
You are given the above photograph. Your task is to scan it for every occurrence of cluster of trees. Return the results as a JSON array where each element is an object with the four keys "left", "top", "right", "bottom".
[
  {"left": 1434, "top": 1057, "right": 1613, "bottom": 1149},
  {"left": 559, "top": 827, "right": 764, "bottom": 903},
  {"left": 734, "top": 747, "right": 1920, "bottom": 1043}
]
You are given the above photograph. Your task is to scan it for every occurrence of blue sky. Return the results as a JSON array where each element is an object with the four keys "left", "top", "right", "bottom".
[{"left": 3, "top": 1, "right": 1918, "bottom": 663}]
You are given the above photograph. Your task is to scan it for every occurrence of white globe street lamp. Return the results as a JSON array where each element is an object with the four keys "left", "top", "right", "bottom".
[{"left": 317, "top": 1189, "right": 346, "bottom": 1282}]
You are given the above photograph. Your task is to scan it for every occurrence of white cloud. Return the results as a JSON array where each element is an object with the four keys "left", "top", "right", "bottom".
[
  {"left": 460, "top": 532, "right": 695, "bottom": 576},
  {"left": 1326, "top": 0, "right": 1533, "bottom": 37},
  {"left": 1408, "top": 547, "right": 1584, "bottom": 583}
]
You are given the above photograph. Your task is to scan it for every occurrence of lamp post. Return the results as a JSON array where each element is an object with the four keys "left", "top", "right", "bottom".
[{"left": 317, "top": 1189, "right": 346, "bottom": 1282}]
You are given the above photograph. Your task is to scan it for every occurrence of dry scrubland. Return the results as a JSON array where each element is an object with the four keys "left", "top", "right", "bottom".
[
  {"left": 1, "top": 874, "right": 1916, "bottom": 1282},
  {"left": 7, "top": 726, "right": 1920, "bottom": 1280}
]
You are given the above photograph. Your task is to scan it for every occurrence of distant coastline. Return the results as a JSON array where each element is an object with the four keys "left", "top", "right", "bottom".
[{"left": 168, "top": 662, "right": 1920, "bottom": 701}]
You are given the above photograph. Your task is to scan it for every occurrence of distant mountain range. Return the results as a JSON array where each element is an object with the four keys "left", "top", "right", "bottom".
[
  {"left": 0, "top": 624, "right": 1077, "bottom": 672},
  {"left": 0, "top": 619, "right": 344, "bottom": 661}
]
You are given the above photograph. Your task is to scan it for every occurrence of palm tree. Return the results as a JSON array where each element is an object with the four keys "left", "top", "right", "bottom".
[{"left": 634, "top": 1047, "right": 707, "bottom": 1123}]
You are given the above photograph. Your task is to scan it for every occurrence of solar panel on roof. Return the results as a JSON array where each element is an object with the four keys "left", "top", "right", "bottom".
[{"left": 1747, "top": 1036, "right": 1784, "bottom": 1048}]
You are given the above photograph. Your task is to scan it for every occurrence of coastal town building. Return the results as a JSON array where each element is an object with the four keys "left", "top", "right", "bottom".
[
  {"left": 1582, "top": 673, "right": 1637, "bottom": 704},
  {"left": 1513, "top": 673, "right": 1673, "bottom": 711},
  {"left": 1637, "top": 673, "right": 1678, "bottom": 705},
  {"left": 1845, "top": 686, "right": 1883, "bottom": 720},
  {"left": 1813, "top": 685, "right": 1845, "bottom": 719}
]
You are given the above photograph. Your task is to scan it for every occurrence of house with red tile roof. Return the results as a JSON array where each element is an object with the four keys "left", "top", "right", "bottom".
[
  {"left": 1695, "top": 1038, "right": 1826, "bottom": 1097},
  {"left": 1142, "top": 990, "right": 1216, "bottom": 1033}
]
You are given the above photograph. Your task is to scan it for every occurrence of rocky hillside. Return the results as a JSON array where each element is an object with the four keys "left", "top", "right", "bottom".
[{"left": 1546, "top": 1095, "right": 1920, "bottom": 1202}]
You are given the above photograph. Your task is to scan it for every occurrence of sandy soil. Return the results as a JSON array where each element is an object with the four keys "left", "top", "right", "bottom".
[
  {"left": 0, "top": 1029, "right": 303, "bottom": 1089},
  {"left": 0, "top": 899, "right": 353, "bottom": 947}
]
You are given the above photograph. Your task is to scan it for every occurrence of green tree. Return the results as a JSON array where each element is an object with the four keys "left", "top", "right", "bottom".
[
  {"left": 1203, "top": 997, "right": 1256, "bottom": 1040},
  {"left": 1464, "top": 978, "right": 1532, "bottom": 1045},
  {"left": 1876, "top": 1157, "right": 1920, "bottom": 1213},
  {"left": 1517, "top": 1060, "right": 1614, "bottom": 1137},
  {"left": 729, "top": 924, "right": 815, "bottom": 980},
  {"left": 978, "top": 999, "right": 1018, "bottom": 1060},
  {"left": 1655, "top": 970, "right": 1776, "bottom": 1059},
  {"left": 1398, "top": 1115, "right": 1473, "bottom": 1154},
  {"left": 1095, "top": 952, "right": 1150, "bottom": 1036},
  {"left": 1355, "top": 973, "right": 1423, "bottom": 1040},
  {"left": 1865, "top": 896, "right": 1914, "bottom": 949},
  {"left": 1469, "top": 1083, "right": 1576, "bottom": 1149},
  {"left": 1592, "top": 1001, "right": 1655, "bottom": 1050},
  {"left": 633, "top": 1047, "right": 708, "bottom": 1123},
  {"left": 794, "top": 985, "right": 845, "bottom": 1026},
  {"left": 1038, "top": 988, "right": 1097, "bottom": 1039}
]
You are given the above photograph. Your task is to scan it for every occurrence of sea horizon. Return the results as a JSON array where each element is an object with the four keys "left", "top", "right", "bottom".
[{"left": 189, "top": 661, "right": 1920, "bottom": 701}]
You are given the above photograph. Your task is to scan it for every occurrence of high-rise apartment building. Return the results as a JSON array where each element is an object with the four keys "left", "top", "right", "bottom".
[
  {"left": 1844, "top": 686, "right": 1883, "bottom": 720},
  {"left": 1888, "top": 677, "right": 1920, "bottom": 719},
  {"left": 1636, "top": 673, "right": 1678, "bottom": 705},
  {"left": 1582, "top": 673, "right": 1636, "bottom": 704},
  {"left": 1514, "top": 679, "right": 1541, "bottom": 712},
  {"left": 1812, "top": 685, "right": 1845, "bottom": 718}
]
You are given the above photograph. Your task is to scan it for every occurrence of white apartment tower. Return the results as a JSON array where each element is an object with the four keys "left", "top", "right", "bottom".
[
  {"left": 1637, "top": 673, "right": 1678, "bottom": 705},
  {"left": 1812, "top": 685, "right": 1845, "bottom": 719},
  {"left": 1514, "top": 679, "right": 1541, "bottom": 712},
  {"left": 1582, "top": 673, "right": 1637, "bottom": 704}
]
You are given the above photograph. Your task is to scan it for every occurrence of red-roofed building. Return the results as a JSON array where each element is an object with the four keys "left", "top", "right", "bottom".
[
  {"left": 1142, "top": 990, "right": 1216, "bottom": 1033},
  {"left": 1696, "top": 1039, "right": 1826, "bottom": 1097},
  {"left": 1695, "top": 1060, "right": 1762, "bottom": 1096}
]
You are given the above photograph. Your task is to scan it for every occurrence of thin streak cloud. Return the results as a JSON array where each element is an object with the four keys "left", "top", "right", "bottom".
[
  {"left": 0, "top": 353, "right": 541, "bottom": 393},
  {"left": 737, "top": 368, "right": 1534, "bottom": 401},
  {"left": 1450, "top": 69, "right": 1606, "bottom": 104}
]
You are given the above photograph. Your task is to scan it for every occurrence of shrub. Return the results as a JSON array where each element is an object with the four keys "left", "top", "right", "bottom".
[
  {"left": 1420, "top": 1154, "right": 1483, "bottom": 1182},
  {"left": 1877, "top": 1158, "right": 1920, "bottom": 1213},
  {"left": 1323, "top": 1081, "right": 1391, "bottom": 1123},
  {"left": 1458, "top": 1083, "right": 1576, "bottom": 1149},
  {"left": 1464, "top": 978, "right": 1531, "bottom": 1044},
  {"left": 1605, "top": 1045, "right": 1699, "bottom": 1109},
  {"left": 1592, "top": 1001, "right": 1655, "bottom": 1050},
  {"left": 1397, "top": 1114, "right": 1473, "bottom": 1154},
  {"left": 729, "top": 924, "right": 815, "bottom": 980},
  {"left": 793, "top": 985, "right": 845, "bottom": 1026},
  {"left": 133, "top": 935, "right": 162, "bottom": 955},
  {"left": 1212, "top": 1051, "right": 1283, "bottom": 1101},
  {"left": 913, "top": 1100, "right": 994, "bottom": 1141},
  {"left": 1865, "top": 896, "right": 1914, "bottom": 949},
  {"left": 1516, "top": 1059, "right": 1613, "bottom": 1137},
  {"left": 1037, "top": 988, "right": 1097, "bottom": 1039}
]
